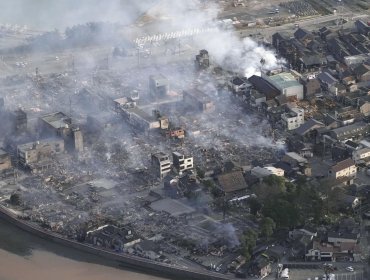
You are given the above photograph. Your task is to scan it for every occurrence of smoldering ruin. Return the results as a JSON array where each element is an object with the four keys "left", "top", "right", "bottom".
[{"left": 0, "top": 0, "right": 289, "bottom": 277}]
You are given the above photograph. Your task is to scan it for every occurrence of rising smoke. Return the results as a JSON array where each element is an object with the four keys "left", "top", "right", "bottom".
[{"left": 145, "top": 0, "right": 284, "bottom": 77}]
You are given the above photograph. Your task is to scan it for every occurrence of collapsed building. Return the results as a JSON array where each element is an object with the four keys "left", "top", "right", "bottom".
[{"left": 195, "top": 49, "right": 210, "bottom": 70}]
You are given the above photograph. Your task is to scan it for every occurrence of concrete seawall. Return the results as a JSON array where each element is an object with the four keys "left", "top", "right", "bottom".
[{"left": 0, "top": 205, "right": 233, "bottom": 280}]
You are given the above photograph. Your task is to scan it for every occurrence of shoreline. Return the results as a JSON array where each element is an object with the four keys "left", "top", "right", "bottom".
[{"left": 0, "top": 204, "right": 233, "bottom": 280}]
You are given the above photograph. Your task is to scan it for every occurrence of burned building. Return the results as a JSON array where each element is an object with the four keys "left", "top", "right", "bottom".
[
  {"left": 149, "top": 74, "right": 169, "bottom": 98},
  {"left": 172, "top": 152, "right": 193, "bottom": 174},
  {"left": 86, "top": 225, "right": 141, "bottom": 250},
  {"left": 17, "top": 138, "right": 65, "bottom": 170},
  {"left": 195, "top": 49, "right": 210, "bottom": 70},
  {"left": 13, "top": 109, "right": 27, "bottom": 133},
  {"left": 152, "top": 152, "right": 171, "bottom": 179},
  {"left": 39, "top": 112, "right": 83, "bottom": 153},
  {"left": 183, "top": 89, "right": 215, "bottom": 113},
  {"left": 0, "top": 149, "right": 12, "bottom": 172},
  {"left": 114, "top": 98, "right": 160, "bottom": 131},
  {"left": 165, "top": 127, "right": 185, "bottom": 139}
]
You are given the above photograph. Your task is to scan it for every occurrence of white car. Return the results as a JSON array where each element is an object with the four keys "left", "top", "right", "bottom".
[{"left": 346, "top": 266, "right": 354, "bottom": 272}]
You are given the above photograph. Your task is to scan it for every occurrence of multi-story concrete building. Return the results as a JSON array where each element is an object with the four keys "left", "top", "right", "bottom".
[
  {"left": 281, "top": 107, "right": 305, "bottom": 130},
  {"left": 149, "top": 74, "right": 169, "bottom": 98},
  {"left": 114, "top": 98, "right": 161, "bottom": 131},
  {"left": 172, "top": 152, "right": 193, "bottom": 174},
  {"left": 151, "top": 152, "right": 171, "bottom": 179},
  {"left": 263, "top": 72, "right": 304, "bottom": 100},
  {"left": 17, "top": 138, "right": 65, "bottom": 168},
  {"left": 39, "top": 112, "right": 83, "bottom": 153}
]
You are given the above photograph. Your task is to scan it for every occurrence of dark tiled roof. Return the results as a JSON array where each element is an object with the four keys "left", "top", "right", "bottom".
[
  {"left": 295, "top": 118, "right": 324, "bottom": 136},
  {"left": 218, "top": 171, "right": 248, "bottom": 193},
  {"left": 354, "top": 63, "right": 370, "bottom": 76},
  {"left": 294, "top": 28, "right": 311, "bottom": 41},
  {"left": 248, "top": 75, "right": 280, "bottom": 99},
  {"left": 317, "top": 72, "right": 338, "bottom": 86},
  {"left": 330, "top": 158, "right": 355, "bottom": 173},
  {"left": 300, "top": 55, "right": 326, "bottom": 66}
]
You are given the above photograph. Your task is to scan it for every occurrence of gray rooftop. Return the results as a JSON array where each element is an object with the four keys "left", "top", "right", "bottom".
[
  {"left": 267, "top": 72, "right": 302, "bottom": 90},
  {"left": 40, "top": 112, "right": 71, "bottom": 129}
]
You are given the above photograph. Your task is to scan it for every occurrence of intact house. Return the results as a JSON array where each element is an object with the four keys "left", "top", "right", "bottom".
[
  {"left": 352, "top": 147, "right": 370, "bottom": 165},
  {"left": 327, "top": 122, "right": 369, "bottom": 142},
  {"left": 305, "top": 239, "right": 361, "bottom": 262},
  {"left": 328, "top": 158, "right": 357, "bottom": 181},
  {"left": 317, "top": 71, "right": 338, "bottom": 93},
  {"left": 353, "top": 63, "right": 370, "bottom": 82},
  {"left": 217, "top": 170, "right": 248, "bottom": 198}
]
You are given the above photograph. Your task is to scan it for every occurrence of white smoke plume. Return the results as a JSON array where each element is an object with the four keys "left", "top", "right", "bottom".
[{"left": 145, "top": 0, "right": 284, "bottom": 77}]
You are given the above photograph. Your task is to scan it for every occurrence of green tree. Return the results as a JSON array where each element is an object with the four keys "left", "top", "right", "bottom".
[
  {"left": 241, "top": 229, "right": 258, "bottom": 260},
  {"left": 262, "top": 197, "right": 300, "bottom": 228},
  {"left": 263, "top": 175, "right": 286, "bottom": 192},
  {"left": 248, "top": 197, "right": 262, "bottom": 215},
  {"left": 260, "top": 217, "right": 276, "bottom": 238}
]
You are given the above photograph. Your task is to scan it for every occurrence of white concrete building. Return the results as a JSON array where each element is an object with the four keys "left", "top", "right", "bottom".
[
  {"left": 172, "top": 152, "right": 193, "bottom": 174},
  {"left": 263, "top": 72, "right": 304, "bottom": 100},
  {"left": 352, "top": 148, "right": 370, "bottom": 164},
  {"left": 281, "top": 107, "right": 305, "bottom": 130}
]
